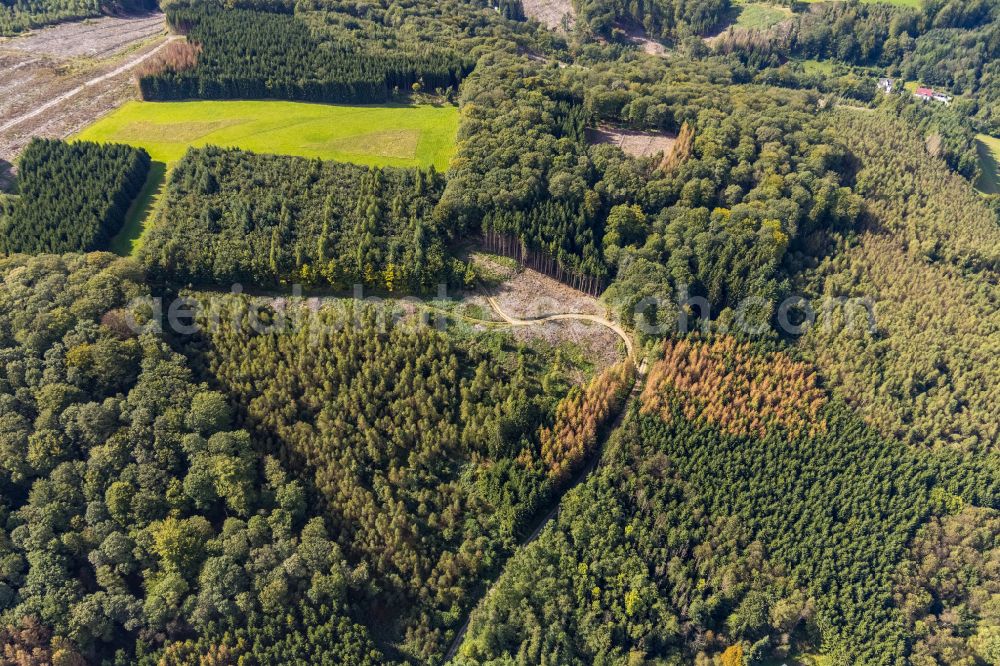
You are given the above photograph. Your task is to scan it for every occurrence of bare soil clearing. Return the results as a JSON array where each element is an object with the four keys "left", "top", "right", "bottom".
[
  {"left": 522, "top": 0, "right": 575, "bottom": 31},
  {"left": 0, "top": 13, "right": 168, "bottom": 162},
  {"left": 491, "top": 267, "right": 605, "bottom": 319},
  {"left": 2, "top": 13, "right": 164, "bottom": 58},
  {"left": 499, "top": 307, "right": 626, "bottom": 370},
  {"left": 486, "top": 268, "right": 626, "bottom": 368},
  {"left": 617, "top": 23, "right": 669, "bottom": 55},
  {"left": 630, "top": 33, "right": 668, "bottom": 56},
  {"left": 587, "top": 125, "right": 677, "bottom": 160},
  {"left": 428, "top": 259, "right": 628, "bottom": 370}
]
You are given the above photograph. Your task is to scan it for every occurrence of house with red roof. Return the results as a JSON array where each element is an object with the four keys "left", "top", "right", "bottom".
[{"left": 913, "top": 86, "right": 952, "bottom": 104}]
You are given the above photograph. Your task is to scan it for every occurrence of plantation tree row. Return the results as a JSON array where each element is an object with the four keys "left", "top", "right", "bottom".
[
  {"left": 539, "top": 360, "right": 635, "bottom": 484},
  {"left": 140, "top": 4, "right": 473, "bottom": 104},
  {"left": 0, "top": 139, "right": 150, "bottom": 255},
  {"left": 140, "top": 147, "right": 466, "bottom": 292},
  {"left": 457, "top": 338, "right": 1000, "bottom": 664},
  {"left": 640, "top": 337, "right": 827, "bottom": 440}
]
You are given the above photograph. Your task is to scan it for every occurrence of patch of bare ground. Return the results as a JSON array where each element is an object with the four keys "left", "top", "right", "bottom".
[
  {"left": 522, "top": 0, "right": 575, "bottom": 32},
  {"left": 466, "top": 267, "right": 625, "bottom": 369},
  {"left": 492, "top": 267, "right": 605, "bottom": 319},
  {"left": 512, "top": 318, "right": 623, "bottom": 371},
  {"left": 631, "top": 34, "right": 667, "bottom": 56},
  {"left": 0, "top": 13, "right": 168, "bottom": 162},
  {"left": 586, "top": 125, "right": 677, "bottom": 160},
  {"left": 616, "top": 23, "right": 669, "bottom": 56},
  {"left": 1, "top": 13, "right": 165, "bottom": 58}
]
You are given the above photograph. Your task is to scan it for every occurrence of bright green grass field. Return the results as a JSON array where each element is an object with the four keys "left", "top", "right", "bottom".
[
  {"left": 75, "top": 100, "right": 459, "bottom": 171},
  {"left": 734, "top": 3, "right": 792, "bottom": 29},
  {"left": 75, "top": 100, "right": 459, "bottom": 255},
  {"left": 974, "top": 134, "right": 1000, "bottom": 195},
  {"left": 798, "top": 58, "right": 836, "bottom": 76}
]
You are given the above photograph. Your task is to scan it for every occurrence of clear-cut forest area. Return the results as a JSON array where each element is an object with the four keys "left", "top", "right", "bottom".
[{"left": 0, "top": 0, "right": 999, "bottom": 663}]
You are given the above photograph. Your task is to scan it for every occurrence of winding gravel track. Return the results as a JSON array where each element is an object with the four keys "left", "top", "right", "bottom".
[{"left": 484, "top": 294, "right": 636, "bottom": 360}]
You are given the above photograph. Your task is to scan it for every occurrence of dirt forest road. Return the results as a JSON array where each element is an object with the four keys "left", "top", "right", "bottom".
[
  {"left": 441, "top": 294, "right": 644, "bottom": 663},
  {"left": 0, "top": 13, "right": 169, "bottom": 163},
  {"left": 0, "top": 36, "right": 180, "bottom": 137},
  {"left": 442, "top": 379, "right": 645, "bottom": 665},
  {"left": 485, "top": 294, "right": 636, "bottom": 360}
]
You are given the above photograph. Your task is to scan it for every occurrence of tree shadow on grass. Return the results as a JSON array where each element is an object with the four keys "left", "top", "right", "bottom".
[
  {"left": 110, "top": 160, "right": 167, "bottom": 256},
  {"left": 0, "top": 160, "right": 16, "bottom": 194},
  {"left": 975, "top": 137, "right": 1000, "bottom": 195}
]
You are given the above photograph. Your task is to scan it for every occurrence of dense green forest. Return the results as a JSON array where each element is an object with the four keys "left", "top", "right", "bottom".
[
  {"left": 714, "top": 0, "right": 995, "bottom": 69},
  {"left": 714, "top": 0, "right": 1000, "bottom": 137},
  {"left": 574, "top": 0, "right": 730, "bottom": 38},
  {"left": 141, "top": 0, "right": 555, "bottom": 104},
  {"left": 141, "top": 3, "right": 471, "bottom": 104},
  {"left": 4, "top": 0, "right": 1000, "bottom": 662},
  {"left": 177, "top": 293, "right": 629, "bottom": 661},
  {"left": 443, "top": 53, "right": 859, "bottom": 317},
  {"left": 0, "top": 139, "right": 150, "bottom": 255},
  {"left": 139, "top": 147, "right": 462, "bottom": 292},
  {"left": 900, "top": 20, "right": 1000, "bottom": 133},
  {"left": 0, "top": 254, "right": 385, "bottom": 664},
  {"left": 797, "top": 110, "right": 1000, "bottom": 453},
  {"left": 0, "top": 253, "right": 620, "bottom": 664},
  {"left": 0, "top": 0, "right": 157, "bottom": 35},
  {"left": 458, "top": 339, "right": 1000, "bottom": 664}
]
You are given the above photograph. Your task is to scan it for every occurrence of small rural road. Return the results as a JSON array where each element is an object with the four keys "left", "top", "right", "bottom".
[
  {"left": 0, "top": 34, "right": 181, "bottom": 136},
  {"left": 441, "top": 295, "right": 643, "bottom": 664},
  {"left": 484, "top": 295, "right": 636, "bottom": 360},
  {"left": 418, "top": 291, "right": 636, "bottom": 361}
]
